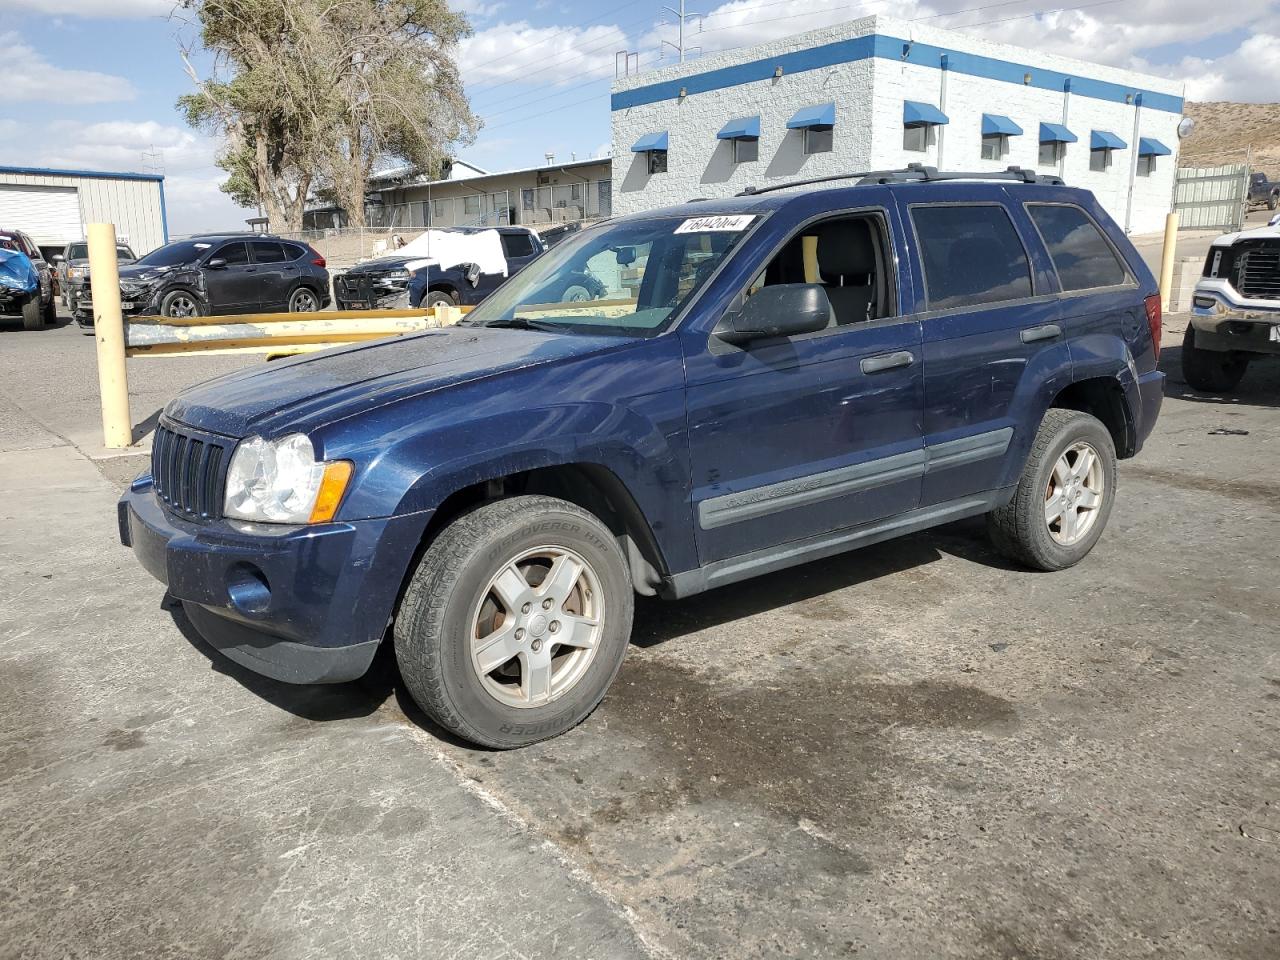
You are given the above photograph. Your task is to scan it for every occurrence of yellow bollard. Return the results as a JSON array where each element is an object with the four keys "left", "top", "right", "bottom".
[
  {"left": 88, "top": 223, "right": 132, "bottom": 448},
  {"left": 801, "top": 235, "right": 820, "bottom": 283},
  {"left": 1158, "top": 211, "right": 1179, "bottom": 313}
]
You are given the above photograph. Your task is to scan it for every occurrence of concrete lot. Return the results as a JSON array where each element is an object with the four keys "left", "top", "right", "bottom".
[{"left": 2, "top": 235, "right": 1279, "bottom": 958}]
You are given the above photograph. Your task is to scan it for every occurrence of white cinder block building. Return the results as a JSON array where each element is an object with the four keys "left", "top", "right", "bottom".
[
  {"left": 611, "top": 16, "right": 1185, "bottom": 234},
  {"left": 0, "top": 165, "right": 168, "bottom": 258}
]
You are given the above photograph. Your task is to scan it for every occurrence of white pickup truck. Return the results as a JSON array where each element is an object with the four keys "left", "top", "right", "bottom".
[{"left": 1185, "top": 222, "right": 1280, "bottom": 392}]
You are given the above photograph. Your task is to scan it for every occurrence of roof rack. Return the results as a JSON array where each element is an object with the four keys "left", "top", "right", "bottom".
[{"left": 736, "top": 163, "right": 1063, "bottom": 197}]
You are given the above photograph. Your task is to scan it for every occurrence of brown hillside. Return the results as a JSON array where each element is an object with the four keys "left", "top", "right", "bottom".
[{"left": 1181, "top": 102, "right": 1280, "bottom": 177}]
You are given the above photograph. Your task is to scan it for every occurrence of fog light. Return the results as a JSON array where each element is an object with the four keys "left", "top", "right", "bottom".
[
  {"left": 1192, "top": 296, "right": 1216, "bottom": 310},
  {"left": 227, "top": 563, "right": 271, "bottom": 616}
]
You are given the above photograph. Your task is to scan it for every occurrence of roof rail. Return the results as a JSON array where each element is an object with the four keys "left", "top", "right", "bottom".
[{"left": 735, "top": 163, "right": 1063, "bottom": 197}]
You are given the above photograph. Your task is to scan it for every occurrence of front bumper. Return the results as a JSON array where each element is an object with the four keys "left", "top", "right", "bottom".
[
  {"left": 334, "top": 273, "right": 411, "bottom": 310},
  {"left": 119, "top": 475, "right": 431, "bottom": 684},
  {"left": 1190, "top": 282, "right": 1280, "bottom": 355}
]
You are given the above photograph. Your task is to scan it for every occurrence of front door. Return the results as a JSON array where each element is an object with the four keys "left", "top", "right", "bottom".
[
  {"left": 682, "top": 208, "right": 925, "bottom": 565},
  {"left": 204, "top": 241, "right": 259, "bottom": 313}
]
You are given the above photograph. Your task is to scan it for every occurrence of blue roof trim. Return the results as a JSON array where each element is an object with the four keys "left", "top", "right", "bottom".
[
  {"left": 982, "top": 113, "right": 1022, "bottom": 136},
  {"left": 717, "top": 115, "right": 761, "bottom": 140},
  {"left": 1039, "top": 122, "right": 1078, "bottom": 144},
  {"left": 610, "top": 32, "right": 1184, "bottom": 114},
  {"left": 787, "top": 103, "right": 836, "bottom": 130},
  {"left": 1138, "top": 137, "right": 1171, "bottom": 156},
  {"left": 0, "top": 163, "right": 164, "bottom": 183},
  {"left": 904, "top": 101, "right": 949, "bottom": 126},
  {"left": 1091, "top": 130, "right": 1127, "bottom": 150},
  {"left": 631, "top": 131, "right": 669, "bottom": 152}
]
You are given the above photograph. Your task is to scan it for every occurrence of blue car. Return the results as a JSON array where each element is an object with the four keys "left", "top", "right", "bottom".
[{"left": 119, "top": 166, "right": 1165, "bottom": 748}]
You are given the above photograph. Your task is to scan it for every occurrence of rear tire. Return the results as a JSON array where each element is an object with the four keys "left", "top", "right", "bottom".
[
  {"left": 395, "top": 495, "right": 633, "bottom": 749},
  {"left": 1181, "top": 324, "right": 1248, "bottom": 393},
  {"left": 21, "top": 297, "right": 41, "bottom": 330},
  {"left": 288, "top": 287, "right": 320, "bottom": 312},
  {"left": 987, "top": 409, "right": 1117, "bottom": 571}
]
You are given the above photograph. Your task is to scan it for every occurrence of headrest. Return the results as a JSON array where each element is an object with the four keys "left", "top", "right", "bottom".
[{"left": 814, "top": 220, "right": 877, "bottom": 279}]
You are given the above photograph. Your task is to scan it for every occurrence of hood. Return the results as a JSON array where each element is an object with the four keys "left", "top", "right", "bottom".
[
  {"left": 1214, "top": 224, "right": 1280, "bottom": 246},
  {"left": 164, "top": 325, "right": 626, "bottom": 439},
  {"left": 344, "top": 255, "right": 424, "bottom": 275},
  {"left": 0, "top": 249, "right": 38, "bottom": 293}
]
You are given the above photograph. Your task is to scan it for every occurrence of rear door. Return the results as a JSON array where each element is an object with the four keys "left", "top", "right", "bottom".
[
  {"left": 204, "top": 241, "right": 257, "bottom": 313},
  {"left": 249, "top": 240, "right": 294, "bottom": 311},
  {"left": 900, "top": 198, "right": 1071, "bottom": 506}
]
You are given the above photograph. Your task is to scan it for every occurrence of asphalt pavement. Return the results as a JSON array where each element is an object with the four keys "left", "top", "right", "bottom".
[{"left": 1, "top": 251, "right": 1278, "bottom": 958}]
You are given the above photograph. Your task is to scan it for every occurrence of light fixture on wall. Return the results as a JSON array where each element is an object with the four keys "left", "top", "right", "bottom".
[
  {"left": 1125, "top": 93, "right": 1134, "bottom": 104},
  {"left": 774, "top": 65, "right": 783, "bottom": 78},
  {"left": 1023, "top": 72, "right": 1032, "bottom": 85},
  {"left": 679, "top": 86, "right": 687, "bottom": 99}
]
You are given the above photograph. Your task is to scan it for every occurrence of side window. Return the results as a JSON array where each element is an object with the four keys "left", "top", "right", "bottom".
[
  {"left": 911, "top": 204, "right": 1033, "bottom": 310},
  {"left": 1028, "top": 204, "right": 1127, "bottom": 291},
  {"left": 746, "top": 213, "right": 892, "bottom": 327},
  {"left": 501, "top": 232, "right": 537, "bottom": 259},
  {"left": 216, "top": 241, "right": 250, "bottom": 265},
  {"left": 251, "top": 241, "right": 286, "bottom": 263},
  {"left": 281, "top": 242, "right": 307, "bottom": 261}
]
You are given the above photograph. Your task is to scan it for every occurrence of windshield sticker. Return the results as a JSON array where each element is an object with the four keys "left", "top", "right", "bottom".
[{"left": 674, "top": 215, "right": 755, "bottom": 234}]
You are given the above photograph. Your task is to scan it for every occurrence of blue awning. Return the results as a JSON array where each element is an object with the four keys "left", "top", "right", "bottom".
[
  {"left": 1039, "top": 122, "right": 1078, "bottom": 144},
  {"left": 1090, "top": 130, "right": 1127, "bottom": 151},
  {"left": 631, "top": 131, "right": 668, "bottom": 153},
  {"left": 904, "top": 101, "right": 949, "bottom": 127},
  {"left": 981, "top": 114, "right": 1022, "bottom": 137},
  {"left": 717, "top": 116, "right": 761, "bottom": 141},
  {"left": 787, "top": 103, "right": 835, "bottom": 130},
  {"left": 1138, "top": 137, "right": 1171, "bottom": 157}
]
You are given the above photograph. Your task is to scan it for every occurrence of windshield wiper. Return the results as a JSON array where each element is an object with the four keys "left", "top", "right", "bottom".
[{"left": 481, "top": 317, "right": 565, "bottom": 332}]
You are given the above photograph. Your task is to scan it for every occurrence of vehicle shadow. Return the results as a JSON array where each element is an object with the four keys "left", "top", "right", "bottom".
[{"left": 1160, "top": 342, "right": 1280, "bottom": 409}]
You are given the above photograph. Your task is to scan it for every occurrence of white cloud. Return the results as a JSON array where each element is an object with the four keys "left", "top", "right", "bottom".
[
  {"left": 5, "top": 0, "right": 174, "bottom": 16},
  {"left": 460, "top": 21, "right": 629, "bottom": 87},
  {"left": 0, "top": 32, "right": 136, "bottom": 103},
  {"left": 1165, "top": 33, "right": 1280, "bottom": 102}
]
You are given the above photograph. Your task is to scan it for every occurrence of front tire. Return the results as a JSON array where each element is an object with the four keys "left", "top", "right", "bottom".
[
  {"left": 160, "top": 289, "right": 203, "bottom": 318},
  {"left": 987, "top": 409, "right": 1117, "bottom": 571},
  {"left": 20, "top": 297, "right": 41, "bottom": 330},
  {"left": 395, "top": 495, "right": 633, "bottom": 749},
  {"left": 1181, "top": 324, "right": 1248, "bottom": 393}
]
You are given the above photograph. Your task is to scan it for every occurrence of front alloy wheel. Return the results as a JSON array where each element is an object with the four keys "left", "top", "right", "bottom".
[
  {"left": 395, "top": 495, "right": 633, "bottom": 749},
  {"left": 161, "top": 291, "right": 201, "bottom": 318}
]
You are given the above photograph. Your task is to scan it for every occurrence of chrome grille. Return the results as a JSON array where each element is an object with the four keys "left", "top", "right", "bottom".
[
  {"left": 1237, "top": 244, "right": 1280, "bottom": 301},
  {"left": 151, "top": 424, "right": 229, "bottom": 521}
]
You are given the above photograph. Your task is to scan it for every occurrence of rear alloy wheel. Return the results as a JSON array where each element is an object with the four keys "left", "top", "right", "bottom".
[
  {"left": 289, "top": 287, "right": 320, "bottom": 312},
  {"left": 395, "top": 495, "right": 633, "bottom": 749},
  {"left": 160, "top": 290, "right": 202, "bottom": 319},
  {"left": 1181, "top": 324, "right": 1249, "bottom": 393},
  {"left": 562, "top": 283, "right": 591, "bottom": 302},
  {"left": 987, "top": 408, "right": 1117, "bottom": 571}
]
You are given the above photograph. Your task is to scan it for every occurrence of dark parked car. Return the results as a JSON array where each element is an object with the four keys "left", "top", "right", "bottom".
[
  {"left": 0, "top": 229, "right": 56, "bottom": 329},
  {"left": 120, "top": 166, "right": 1164, "bottom": 749},
  {"left": 54, "top": 239, "right": 136, "bottom": 315},
  {"left": 1248, "top": 172, "right": 1280, "bottom": 211},
  {"left": 78, "top": 234, "right": 329, "bottom": 330},
  {"left": 336, "top": 225, "right": 604, "bottom": 310}
]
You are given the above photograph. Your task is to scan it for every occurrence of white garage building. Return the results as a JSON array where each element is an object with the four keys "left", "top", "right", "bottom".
[
  {"left": 0, "top": 165, "right": 168, "bottom": 258},
  {"left": 611, "top": 16, "right": 1186, "bottom": 234}
]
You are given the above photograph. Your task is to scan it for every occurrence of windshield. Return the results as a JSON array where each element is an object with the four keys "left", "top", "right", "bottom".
[
  {"left": 68, "top": 243, "right": 88, "bottom": 259},
  {"left": 136, "top": 239, "right": 214, "bottom": 268},
  {"left": 462, "top": 215, "right": 757, "bottom": 336}
]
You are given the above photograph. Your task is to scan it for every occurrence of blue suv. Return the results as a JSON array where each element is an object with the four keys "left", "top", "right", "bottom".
[{"left": 119, "top": 166, "right": 1165, "bottom": 748}]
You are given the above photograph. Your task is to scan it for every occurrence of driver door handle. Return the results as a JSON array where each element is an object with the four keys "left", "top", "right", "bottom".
[
  {"left": 1020, "top": 323, "right": 1062, "bottom": 343},
  {"left": 860, "top": 351, "right": 915, "bottom": 374}
]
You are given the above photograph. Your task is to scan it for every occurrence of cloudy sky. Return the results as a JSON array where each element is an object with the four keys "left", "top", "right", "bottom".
[{"left": 1, "top": 0, "right": 1275, "bottom": 234}]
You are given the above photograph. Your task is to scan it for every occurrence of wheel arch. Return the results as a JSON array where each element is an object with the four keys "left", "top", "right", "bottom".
[{"left": 1049, "top": 376, "right": 1135, "bottom": 458}]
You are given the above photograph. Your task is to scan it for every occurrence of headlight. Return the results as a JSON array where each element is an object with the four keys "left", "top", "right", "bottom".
[
  {"left": 223, "top": 434, "right": 352, "bottom": 524},
  {"left": 69, "top": 267, "right": 85, "bottom": 279}
]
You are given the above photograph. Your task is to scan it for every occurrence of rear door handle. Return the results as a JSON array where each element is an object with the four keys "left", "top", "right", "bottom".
[
  {"left": 860, "top": 351, "right": 915, "bottom": 374},
  {"left": 1020, "top": 323, "right": 1062, "bottom": 344}
]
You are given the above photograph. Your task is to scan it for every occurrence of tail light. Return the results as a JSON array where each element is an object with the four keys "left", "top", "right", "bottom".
[
  {"left": 1144, "top": 293, "right": 1161, "bottom": 361},
  {"left": 311, "top": 254, "right": 327, "bottom": 268}
]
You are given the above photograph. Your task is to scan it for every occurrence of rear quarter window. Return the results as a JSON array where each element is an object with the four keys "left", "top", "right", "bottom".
[
  {"left": 1027, "top": 204, "right": 1128, "bottom": 291},
  {"left": 910, "top": 204, "right": 1033, "bottom": 310}
]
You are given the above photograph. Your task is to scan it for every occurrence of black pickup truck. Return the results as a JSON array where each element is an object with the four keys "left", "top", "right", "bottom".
[{"left": 1249, "top": 172, "right": 1280, "bottom": 211}]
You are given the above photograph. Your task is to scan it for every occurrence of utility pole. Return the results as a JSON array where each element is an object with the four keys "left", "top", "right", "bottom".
[{"left": 661, "top": 0, "right": 701, "bottom": 63}]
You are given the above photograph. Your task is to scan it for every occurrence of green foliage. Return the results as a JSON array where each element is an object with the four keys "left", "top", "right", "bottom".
[{"left": 177, "top": 0, "right": 479, "bottom": 230}]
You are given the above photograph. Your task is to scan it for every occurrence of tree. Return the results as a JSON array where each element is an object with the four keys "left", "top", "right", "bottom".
[{"left": 178, "top": 0, "right": 478, "bottom": 231}]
